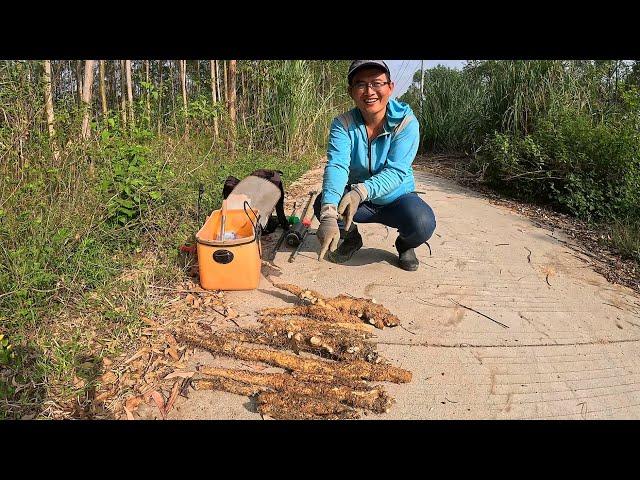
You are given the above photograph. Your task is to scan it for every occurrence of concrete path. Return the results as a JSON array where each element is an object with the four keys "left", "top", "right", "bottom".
[{"left": 169, "top": 168, "right": 640, "bottom": 420}]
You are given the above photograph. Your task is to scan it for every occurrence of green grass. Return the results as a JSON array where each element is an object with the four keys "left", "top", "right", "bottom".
[
  {"left": 0, "top": 132, "right": 321, "bottom": 419},
  {"left": 0, "top": 59, "right": 349, "bottom": 417},
  {"left": 609, "top": 217, "right": 640, "bottom": 262}
]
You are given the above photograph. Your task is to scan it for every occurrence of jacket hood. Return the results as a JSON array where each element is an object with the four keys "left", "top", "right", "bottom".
[
  {"left": 385, "top": 98, "right": 414, "bottom": 131},
  {"left": 352, "top": 98, "right": 414, "bottom": 132}
]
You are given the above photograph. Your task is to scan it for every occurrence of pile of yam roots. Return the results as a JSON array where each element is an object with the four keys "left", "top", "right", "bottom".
[{"left": 175, "top": 282, "right": 412, "bottom": 419}]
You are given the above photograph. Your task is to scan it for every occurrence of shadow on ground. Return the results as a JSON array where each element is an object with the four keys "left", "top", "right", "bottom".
[
  {"left": 257, "top": 288, "right": 299, "bottom": 304},
  {"left": 340, "top": 248, "right": 400, "bottom": 267}
]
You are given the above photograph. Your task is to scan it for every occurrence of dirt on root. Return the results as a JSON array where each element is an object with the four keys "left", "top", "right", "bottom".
[
  {"left": 90, "top": 157, "right": 414, "bottom": 420},
  {"left": 173, "top": 281, "right": 411, "bottom": 419},
  {"left": 90, "top": 275, "right": 411, "bottom": 420}
]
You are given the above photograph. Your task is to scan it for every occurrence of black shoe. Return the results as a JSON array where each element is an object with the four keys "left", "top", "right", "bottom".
[
  {"left": 395, "top": 237, "right": 419, "bottom": 271},
  {"left": 328, "top": 225, "right": 363, "bottom": 264}
]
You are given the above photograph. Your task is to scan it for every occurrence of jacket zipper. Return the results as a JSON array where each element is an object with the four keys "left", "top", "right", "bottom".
[{"left": 368, "top": 140, "right": 372, "bottom": 175}]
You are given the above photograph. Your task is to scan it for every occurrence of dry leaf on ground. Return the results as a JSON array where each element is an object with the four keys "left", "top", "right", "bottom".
[
  {"left": 145, "top": 390, "right": 166, "bottom": 420},
  {"left": 125, "top": 395, "right": 144, "bottom": 413},
  {"left": 164, "top": 371, "right": 196, "bottom": 380},
  {"left": 100, "top": 372, "right": 117, "bottom": 385},
  {"left": 123, "top": 406, "right": 135, "bottom": 420}
]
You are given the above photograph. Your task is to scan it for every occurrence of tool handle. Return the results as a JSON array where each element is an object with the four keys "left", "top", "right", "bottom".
[
  {"left": 288, "top": 230, "right": 308, "bottom": 263},
  {"left": 219, "top": 199, "right": 227, "bottom": 240},
  {"left": 299, "top": 191, "right": 316, "bottom": 225}
]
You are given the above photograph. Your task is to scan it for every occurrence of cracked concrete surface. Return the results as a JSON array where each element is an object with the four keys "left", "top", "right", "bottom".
[{"left": 165, "top": 169, "right": 640, "bottom": 420}]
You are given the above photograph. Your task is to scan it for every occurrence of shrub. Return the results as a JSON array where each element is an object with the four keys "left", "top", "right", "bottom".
[
  {"left": 97, "top": 136, "right": 172, "bottom": 227},
  {"left": 477, "top": 105, "right": 640, "bottom": 221}
]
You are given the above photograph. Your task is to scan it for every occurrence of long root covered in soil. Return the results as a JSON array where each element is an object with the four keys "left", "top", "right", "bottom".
[
  {"left": 271, "top": 282, "right": 400, "bottom": 329},
  {"left": 256, "top": 391, "right": 360, "bottom": 420},
  {"left": 216, "top": 325, "right": 379, "bottom": 363},
  {"left": 173, "top": 281, "right": 410, "bottom": 420},
  {"left": 327, "top": 295, "right": 400, "bottom": 328},
  {"left": 198, "top": 366, "right": 393, "bottom": 413},
  {"left": 259, "top": 305, "right": 374, "bottom": 332},
  {"left": 257, "top": 314, "right": 373, "bottom": 340},
  {"left": 176, "top": 330, "right": 411, "bottom": 383},
  {"left": 192, "top": 377, "right": 264, "bottom": 396},
  {"left": 257, "top": 316, "right": 380, "bottom": 362}
]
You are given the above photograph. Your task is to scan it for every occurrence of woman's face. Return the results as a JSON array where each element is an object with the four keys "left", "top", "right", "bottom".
[{"left": 349, "top": 68, "right": 394, "bottom": 118}]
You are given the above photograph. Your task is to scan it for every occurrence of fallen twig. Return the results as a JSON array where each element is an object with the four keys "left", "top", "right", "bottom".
[
  {"left": 414, "top": 297, "right": 448, "bottom": 308},
  {"left": 524, "top": 247, "right": 532, "bottom": 263},
  {"left": 399, "top": 324, "right": 416, "bottom": 335},
  {"left": 449, "top": 299, "right": 509, "bottom": 329}
]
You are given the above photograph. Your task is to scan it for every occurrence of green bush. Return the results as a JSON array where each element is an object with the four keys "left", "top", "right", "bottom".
[
  {"left": 97, "top": 135, "right": 172, "bottom": 227},
  {"left": 477, "top": 104, "right": 640, "bottom": 221}
]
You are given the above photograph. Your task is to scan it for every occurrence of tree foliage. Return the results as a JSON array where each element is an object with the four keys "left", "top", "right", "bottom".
[{"left": 400, "top": 60, "right": 640, "bottom": 224}]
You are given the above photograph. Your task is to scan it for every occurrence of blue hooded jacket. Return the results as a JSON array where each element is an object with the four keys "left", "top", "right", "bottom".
[{"left": 321, "top": 98, "right": 419, "bottom": 206}]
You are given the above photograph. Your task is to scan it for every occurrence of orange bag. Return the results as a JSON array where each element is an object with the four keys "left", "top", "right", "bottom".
[{"left": 196, "top": 201, "right": 261, "bottom": 291}]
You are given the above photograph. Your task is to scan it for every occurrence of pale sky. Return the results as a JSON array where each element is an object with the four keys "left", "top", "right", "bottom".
[{"left": 385, "top": 60, "right": 466, "bottom": 98}]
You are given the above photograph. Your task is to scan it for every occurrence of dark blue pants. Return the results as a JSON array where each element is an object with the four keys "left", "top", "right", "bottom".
[{"left": 313, "top": 190, "right": 437, "bottom": 251}]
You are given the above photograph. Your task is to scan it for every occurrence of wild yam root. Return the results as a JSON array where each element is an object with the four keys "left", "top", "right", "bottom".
[
  {"left": 258, "top": 305, "right": 374, "bottom": 332},
  {"left": 176, "top": 330, "right": 411, "bottom": 383},
  {"left": 258, "top": 315, "right": 380, "bottom": 363},
  {"left": 197, "top": 366, "right": 393, "bottom": 413},
  {"left": 270, "top": 282, "right": 399, "bottom": 329},
  {"left": 257, "top": 392, "right": 360, "bottom": 420},
  {"left": 213, "top": 322, "right": 379, "bottom": 363}
]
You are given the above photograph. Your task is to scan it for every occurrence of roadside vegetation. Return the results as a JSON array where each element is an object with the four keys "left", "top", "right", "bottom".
[
  {"left": 0, "top": 60, "right": 350, "bottom": 418},
  {"left": 4, "top": 58, "right": 639, "bottom": 419},
  {"left": 400, "top": 60, "right": 640, "bottom": 263}
]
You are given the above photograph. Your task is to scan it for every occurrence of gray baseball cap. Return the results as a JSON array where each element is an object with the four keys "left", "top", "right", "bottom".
[{"left": 347, "top": 60, "right": 390, "bottom": 84}]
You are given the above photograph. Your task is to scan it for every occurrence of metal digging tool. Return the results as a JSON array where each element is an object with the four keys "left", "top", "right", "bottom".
[
  {"left": 272, "top": 201, "right": 298, "bottom": 255},
  {"left": 288, "top": 191, "right": 317, "bottom": 263}
]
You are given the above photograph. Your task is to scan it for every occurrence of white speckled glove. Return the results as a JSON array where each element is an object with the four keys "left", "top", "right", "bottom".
[
  {"left": 317, "top": 204, "right": 340, "bottom": 261},
  {"left": 337, "top": 183, "right": 367, "bottom": 231}
]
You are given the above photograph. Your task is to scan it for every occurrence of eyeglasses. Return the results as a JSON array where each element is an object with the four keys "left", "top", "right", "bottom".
[{"left": 352, "top": 81, "right": 391, "bottom": 92}]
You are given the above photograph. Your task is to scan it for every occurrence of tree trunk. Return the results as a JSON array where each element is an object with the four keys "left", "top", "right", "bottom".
[
  {"left": 125, "top": 59, "right": 135, "bottom": 128},
  {"left": 157, "top": 60, "right": 164, "bottom": 135},
  {"left": 196, "top": 60, "right": 201, "bottom": 97},
  {"left": 119, "top": 60, "right": 128, "bottom": 128},
  {"left": 216, "top": 60, "right": 223, "bottom": 104},
  {"left": 223, "top": 60, "right": 228, "bottom": 107},
  {"left": 145, "top": 60, "right": 151, "bottom": 127},
  {"left": 228, "top": 60, "right": 237, "bottom": 151},
  {"left": 81, "top": 60, "right": 96, "bottom": 140},
  {"left": 179, "top": 59, "right": 188, "bottom": 135},
  {"left": 76, "top": 60, "right": 84, "bottom": 107},
  {"left": 99, "top": 60, "right": 108, "bottom": 117},
  {"left": 210, "top": 60, "right": 219, "bottom": 139},
  {"left": 170, "top": 61, "right": 178, "bottom": 132},
  {"left": 43, "top": 60, "right": 60, "bottom": 162},
  {"left": 240, "top": 63, "right": 247, "bottom": 130},
  {"left": 108, "top": 60, "right": 117, "bottom": 116}
]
